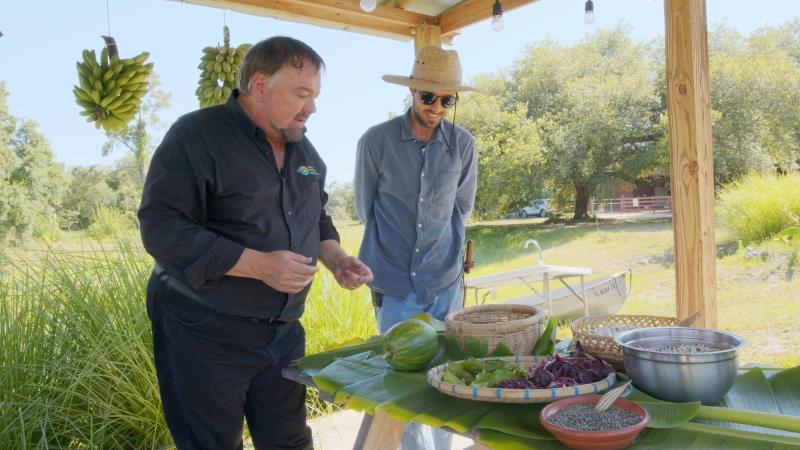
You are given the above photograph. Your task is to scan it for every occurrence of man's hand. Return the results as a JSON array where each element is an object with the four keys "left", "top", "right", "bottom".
[
  {"left": 227, "top": 248, "right": 319, "bottom": 294},
  {"left": 318, "top": 240, "right": 373, "bottom": 290},
  {"left": 331, "top": 256, "right": 374, "bottom": 290}
]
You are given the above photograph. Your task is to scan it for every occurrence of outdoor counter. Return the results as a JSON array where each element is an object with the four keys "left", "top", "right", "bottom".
[{"left": 284, "top": 337, "right": 800, "bottom": 450}]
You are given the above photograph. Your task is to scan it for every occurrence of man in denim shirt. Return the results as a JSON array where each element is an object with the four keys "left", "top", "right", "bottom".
[{"left": 354, "top": 46, "right": 481, "bottom": 450}]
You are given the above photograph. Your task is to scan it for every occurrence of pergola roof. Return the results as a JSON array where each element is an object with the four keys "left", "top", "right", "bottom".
[{"left": 172, "top": 0, "right": 542, "bottom": 44}]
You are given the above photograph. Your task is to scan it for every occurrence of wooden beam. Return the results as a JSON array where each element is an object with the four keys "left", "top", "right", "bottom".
[
  {"left": 397, "top": 0, "right": 418, "bottom": 8},
  {"left": 664, "top": 0, "right": 717, "bottom": 329},
  {"left": 220, "top": 0, "right": 434, "bottom": 37},
  {"left": 438, "top": 0, "right": 542, "bottom": 35},
  {"left": 414, "top": 23, "right": 442, "bottom": 53}
]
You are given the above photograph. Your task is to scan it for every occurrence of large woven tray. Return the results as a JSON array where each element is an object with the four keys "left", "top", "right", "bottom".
[
  {"left": 571, "top": 314, "right": 680, "bottom": 370},
  {"left": 426, "top": 356, "right": 616, "bottom": 403}
]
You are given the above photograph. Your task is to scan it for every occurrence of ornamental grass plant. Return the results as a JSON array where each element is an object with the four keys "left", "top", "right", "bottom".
[
  {"left": 0, "top": 231, "right": 169, "bottom": 449},
  {"left": 716, "top": 172, "right": 800, "bottom": 246},
  {"left": 0, "top": 224, "right": 377, "bottom": 448}
]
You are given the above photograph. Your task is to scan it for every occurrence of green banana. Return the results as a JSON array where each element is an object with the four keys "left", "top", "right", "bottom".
[
  {"left": 126, "top": 73, "right": 148, "bottom": 85},
  {"left": 110, "top": 102, "right": 135, "bottom": 114},
  {"left": 76, "top": 99, "right": 96, "bottom": 110},
  {"left": 100, "top": 47, "right": 109, "bottom": 70},
  {"left": 203, "top": 46, "right": 217, "bottom": 54},
  {"left": 82, "top": 50, "right": 97, "bottom": 69},
  {"left": 102, "top": 68, "right": 114, "bottom": 84},
  {"left": 77, "top": 62, "right": 93, "bottom": 78},
  {"left": 132, "top": 51, "right": 150, "bottom": 64},
  {"left": 91, "top": 89, "right": 101, "bottom": 104},
  {"left": 73, "top": 87, "right": 93, "bottom": 102}
]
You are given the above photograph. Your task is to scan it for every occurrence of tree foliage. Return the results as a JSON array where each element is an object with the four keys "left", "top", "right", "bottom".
[
  {"left": 0, "top": 82, "right": 67, "bottom": 244},
  {"left": 457, "top": 72, "right": 546, "bottom": 220},
  {"left": 460, "top": 21, "right": 799, "bottom": 220},
  {"left": 101, "top": 72, "right": 172, "bottom": 182},
  {"left": 326, "top": 180, "right": 356, "bottom": 220},
  {"left": 709, "top": 22, "right": 800, "bottom": 181}
]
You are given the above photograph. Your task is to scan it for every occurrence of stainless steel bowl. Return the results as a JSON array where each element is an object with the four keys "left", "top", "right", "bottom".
[{"left": 614, "top": 327, "right": 747, "bottom": 405}]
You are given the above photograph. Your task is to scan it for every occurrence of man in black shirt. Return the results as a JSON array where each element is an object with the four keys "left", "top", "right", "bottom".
[{"left": 138, "top": 36, "right": 372, "bottom": 450}]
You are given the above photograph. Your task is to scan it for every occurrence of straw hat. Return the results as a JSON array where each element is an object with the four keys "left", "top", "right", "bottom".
[{"left": 382, "top": 46, "right": 486, "bottom": 93}]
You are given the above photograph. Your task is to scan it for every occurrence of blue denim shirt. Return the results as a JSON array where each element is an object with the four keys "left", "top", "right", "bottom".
[{"left": 354, "top": 110, "right": 478, "bottom": 305}]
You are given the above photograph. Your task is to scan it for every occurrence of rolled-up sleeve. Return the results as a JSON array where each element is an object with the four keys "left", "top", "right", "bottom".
[{"left": 138, "top": 137, "right": 245, "bottom": 289}]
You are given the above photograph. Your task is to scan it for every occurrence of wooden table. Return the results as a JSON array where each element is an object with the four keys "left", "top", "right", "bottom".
[{"left": 282, "top": 366, "right": 489, "bottom": 450}]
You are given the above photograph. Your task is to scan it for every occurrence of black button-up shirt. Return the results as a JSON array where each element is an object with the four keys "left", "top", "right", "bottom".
[{"left": 138, "top": 90, "right": 339, "bottom": 321}]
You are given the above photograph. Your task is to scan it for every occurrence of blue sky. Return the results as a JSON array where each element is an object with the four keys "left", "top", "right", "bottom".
[{"left": 3, "top": 0, "right": 799, "bottom": 183}]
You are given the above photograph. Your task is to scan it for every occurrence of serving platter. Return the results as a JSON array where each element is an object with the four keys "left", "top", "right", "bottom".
[{"left": 426, "top": 355, "right": 617, "bottom": 403}]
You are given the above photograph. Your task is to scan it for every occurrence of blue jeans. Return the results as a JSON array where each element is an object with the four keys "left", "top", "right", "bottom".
[{"left": 374, "top": 282, "right": 463, "bottom": 450}]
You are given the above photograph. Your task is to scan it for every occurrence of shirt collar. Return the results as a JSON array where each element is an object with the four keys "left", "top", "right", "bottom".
[{"left": 400, "top": 108, "right": 443, "bottom": 144}]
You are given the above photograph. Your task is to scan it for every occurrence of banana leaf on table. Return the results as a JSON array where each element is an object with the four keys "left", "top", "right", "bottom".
[{"left": 298, "top": 330, "right": 800, "bottom": 450}]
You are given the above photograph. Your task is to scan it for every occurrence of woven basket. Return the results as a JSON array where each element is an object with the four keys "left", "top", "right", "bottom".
[
  {"left": 444, "top": 304, "right": 545, "bottom": 356},
  {"left": 571, "top": 314, "right": 680, "bottom": 370}
]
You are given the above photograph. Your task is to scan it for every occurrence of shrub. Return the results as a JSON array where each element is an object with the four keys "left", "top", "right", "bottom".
[{"left": 716, "top": 172, "right": 800, "bottom": 245}]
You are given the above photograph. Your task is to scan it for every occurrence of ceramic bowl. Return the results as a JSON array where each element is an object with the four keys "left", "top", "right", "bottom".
[{"left": 539, "top": 395, "right": 649, "bottom": 450}]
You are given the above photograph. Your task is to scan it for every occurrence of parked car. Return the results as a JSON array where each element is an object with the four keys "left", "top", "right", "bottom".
[{"left": 520, "top": 199, "right": 554, "bottom": 218}]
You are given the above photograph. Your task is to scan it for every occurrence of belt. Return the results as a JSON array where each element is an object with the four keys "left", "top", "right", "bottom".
[{"left": 153, "top": 263, "right": 290, "bottom": 325}]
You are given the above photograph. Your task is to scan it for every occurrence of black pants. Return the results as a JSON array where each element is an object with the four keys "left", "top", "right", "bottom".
[{"left": 146, "top": 274, "right": 313, "bottom": 450}]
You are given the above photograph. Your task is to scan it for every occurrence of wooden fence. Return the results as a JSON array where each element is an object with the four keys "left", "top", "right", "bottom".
[{"left": 590, "top": 196, "right": 672, "bottom": 214}]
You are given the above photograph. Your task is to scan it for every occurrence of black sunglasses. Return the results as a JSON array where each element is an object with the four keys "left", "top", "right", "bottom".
[{"left": 416, "top": 90, "right": 458, "bottom": 109}]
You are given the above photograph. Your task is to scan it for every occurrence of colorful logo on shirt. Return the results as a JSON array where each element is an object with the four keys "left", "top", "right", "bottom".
[{"left": 296, "top": 165, "right": 320, "bottom": 176}]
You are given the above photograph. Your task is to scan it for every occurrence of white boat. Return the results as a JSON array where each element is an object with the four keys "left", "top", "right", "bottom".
[{"left": 465, "top": 268, "right": 630, "bottom": 321}]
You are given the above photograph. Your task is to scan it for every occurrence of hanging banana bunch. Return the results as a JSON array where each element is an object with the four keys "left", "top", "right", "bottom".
[
  {"left": 73, "top": 36, "right": 152, "bottom": 133},
  {"left": 196, "top": 26, "right": 252, "bottom": 108}
]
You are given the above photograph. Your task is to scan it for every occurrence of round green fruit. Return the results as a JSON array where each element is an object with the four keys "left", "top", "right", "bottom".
[{"left": 381, "top": 318, "right": 439, "bottom": 372}]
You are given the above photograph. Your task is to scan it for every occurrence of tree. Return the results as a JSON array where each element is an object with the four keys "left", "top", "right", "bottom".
[
  {"left": 326, "top": 180, "right": 356, "bottom": 220},
  {"left": 457, "top": 72, "right": 548, "bottom": 220},
  {"left": 101, "top": 72, "right": 172, "bottom": 182},
  {"left": 512, "top": 24, "right": 665, "bottom": 218},
  {"left": 0, "top": 82, "right": 67, "bottom": 243},
  {"left": 59, "top": 165, "right": 114, "bottom": 230},
  {"left": 708, "top": 22, "right": 800, "bottom": 181}
]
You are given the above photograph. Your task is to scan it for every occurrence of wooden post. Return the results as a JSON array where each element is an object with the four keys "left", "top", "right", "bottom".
[
  {"left": 664, "top": 0, "right": 717, "bottom": 329},
  {"left": 413, "top": 22, "right": 442, "bottom": 54},
  {"left": 362, "top": 410, "right": 406, "bottom": 449}
]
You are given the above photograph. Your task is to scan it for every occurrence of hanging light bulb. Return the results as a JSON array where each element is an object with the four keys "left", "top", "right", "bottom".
[
  {"left": 360, "top": 0, "right": 377, "bottom": 13},
  {"left": 491, "top": 0, "right": 504, "bottom": 32},
  {"left": 584, "top": 0, "right": 595, "bottom": 25}
]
